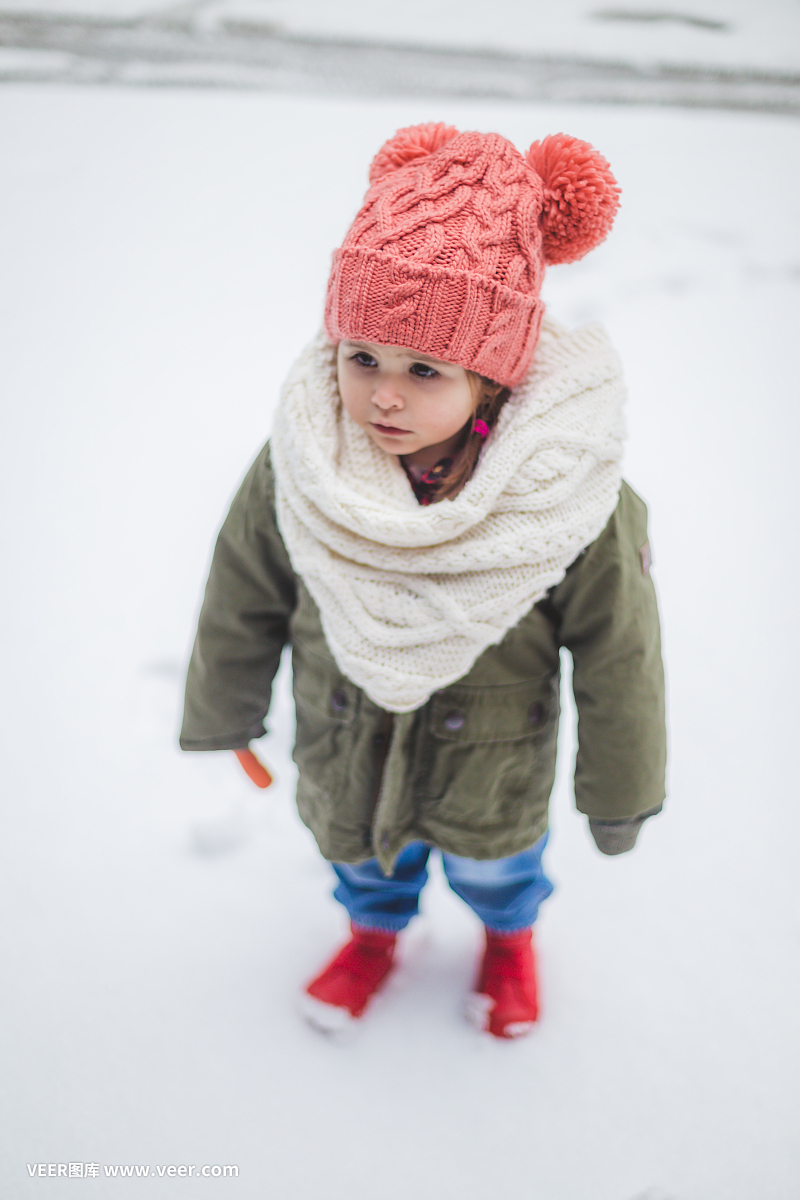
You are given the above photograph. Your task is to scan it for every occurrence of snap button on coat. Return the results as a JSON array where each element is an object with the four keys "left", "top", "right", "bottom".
[
  {"left": 443, "top": 710, "right": 466, "bottom": 732},
  {"left": 528, "top": 703, "right": 545, "bottom": 725},
  {"left": 331, "top": 688, "right": 348, "bottom": 713}
]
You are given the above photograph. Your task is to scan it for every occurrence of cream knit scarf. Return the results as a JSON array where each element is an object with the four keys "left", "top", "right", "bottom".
[{"left": 271, "top": 315, "right": 625, "bottom": 713}]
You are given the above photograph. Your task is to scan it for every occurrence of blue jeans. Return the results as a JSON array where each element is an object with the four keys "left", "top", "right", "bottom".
[{"left": 332, "top": 834, "right": 553, "bottom": 934}]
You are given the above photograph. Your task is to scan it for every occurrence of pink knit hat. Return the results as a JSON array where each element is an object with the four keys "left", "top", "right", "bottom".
[{"left": 325, "top": 123, "right": 620, "bottom": 388}]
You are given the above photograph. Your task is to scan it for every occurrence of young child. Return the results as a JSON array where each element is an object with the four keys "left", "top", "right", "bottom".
[{"left": 180, "top": 123, "right": 666, "bottom": 1039}]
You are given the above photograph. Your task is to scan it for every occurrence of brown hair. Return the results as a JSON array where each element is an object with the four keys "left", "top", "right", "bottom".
[{"left": 433, "top": 374, "right": 511, "bottom": 502}]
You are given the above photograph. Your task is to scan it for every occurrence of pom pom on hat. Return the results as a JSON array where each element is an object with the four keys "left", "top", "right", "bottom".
[
  {"left": 526, "top": 133, "right": 620, "bottom": 265},
  {"left": 369, "top": 122, "right": 459, "bottom": 183}
]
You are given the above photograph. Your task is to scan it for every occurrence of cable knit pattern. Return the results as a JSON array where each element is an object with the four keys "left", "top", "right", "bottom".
[
  {"left": 325, "top": 125, "right": 620, "bottom": 387},
  {"left": 271, "top": 315, "right": 626, "bottom": 713}
]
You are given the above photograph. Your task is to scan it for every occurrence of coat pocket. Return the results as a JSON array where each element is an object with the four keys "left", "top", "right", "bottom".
[
  {"left": 416, "top": 678, "right": 558, "bottom": 834},
  {"left": 291, "top": 645, "right": 360, "bottom": 819}
]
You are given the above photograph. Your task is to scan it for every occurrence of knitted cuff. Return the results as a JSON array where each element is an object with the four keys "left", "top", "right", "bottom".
[{"left": 588, "top": 806, "right": 662, "bottom": 856}]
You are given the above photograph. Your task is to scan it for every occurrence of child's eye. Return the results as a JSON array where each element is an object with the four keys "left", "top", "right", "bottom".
[
  {"left": 410, "top": 362, "right": 439, "bottom": 379},
  {"left": 350, "top": 352, "right": 377, "bottom": 368}
]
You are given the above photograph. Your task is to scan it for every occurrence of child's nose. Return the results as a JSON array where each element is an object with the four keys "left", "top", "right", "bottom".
[{"left": 373, "top": 380, "right": 404, "bottom": 409}]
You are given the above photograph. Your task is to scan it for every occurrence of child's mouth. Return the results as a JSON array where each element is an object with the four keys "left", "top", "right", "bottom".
[{"left": 372, "top": 423, "right": 411, "bottom": 437}]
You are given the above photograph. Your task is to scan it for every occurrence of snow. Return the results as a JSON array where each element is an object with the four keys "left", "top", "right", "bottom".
[
  {"left": 1, "top": 82, "right": 800, "bottom": 1199},
  {"left": 203, "top": 0, "right": 800, "bottom": 73},
  {"left": 3, "top": 0, "right": 800, "bottom": 74}
]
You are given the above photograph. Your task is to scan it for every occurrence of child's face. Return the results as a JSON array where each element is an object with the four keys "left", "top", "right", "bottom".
[{"left": 337, "top": 340, "right": 476, "bottom": 461}]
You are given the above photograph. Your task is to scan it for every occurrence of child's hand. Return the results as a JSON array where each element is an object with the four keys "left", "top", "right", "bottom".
[{"left": 233, "top": 747, "right": 273, "bottom": 789}]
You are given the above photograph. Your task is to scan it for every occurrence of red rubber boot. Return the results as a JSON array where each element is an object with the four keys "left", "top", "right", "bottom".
[
  {"left": 300, "top": 923, "right": 398, "bottom": 1033},
  {"left": 466, "top": 927, "right": 539, "bottom": 1039}
]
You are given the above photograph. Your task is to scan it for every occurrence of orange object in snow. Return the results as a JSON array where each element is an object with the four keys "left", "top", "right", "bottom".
[{"left": 234, "top": 748, "right": 273, "bottom": 789}]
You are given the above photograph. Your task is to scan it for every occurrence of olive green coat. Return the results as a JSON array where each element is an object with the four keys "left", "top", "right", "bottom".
[{"left": 181, "top": 442, "right": 666, "bottom": 873}]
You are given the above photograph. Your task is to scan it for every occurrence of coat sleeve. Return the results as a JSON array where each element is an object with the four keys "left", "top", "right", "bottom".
[
  {"left": 180, "top": 441, "right": 297, "bottom": 751},
  {"left": 547, "top": 480, "right": 667, "bottom": 821}
]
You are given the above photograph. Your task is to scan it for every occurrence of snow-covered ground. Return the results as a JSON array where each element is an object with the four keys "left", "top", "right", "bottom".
[
  {"left": 2, "top": 1, "right": 800, "bottom": 109},
  {"left": 1, "top": 84, "right": 800, "bottom": 1199},
  {"left": 3, "top": 0, "right": 800, "bottom": 74}
]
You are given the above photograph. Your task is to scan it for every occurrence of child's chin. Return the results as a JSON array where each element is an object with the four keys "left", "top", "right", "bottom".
[{"left": 370, "top": 432, "right": 414, "bottom": 452}]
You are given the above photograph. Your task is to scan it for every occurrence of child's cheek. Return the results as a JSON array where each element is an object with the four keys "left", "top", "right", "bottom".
[{"left": 337, "top": 369, "right": 361, "bottom": 426}]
